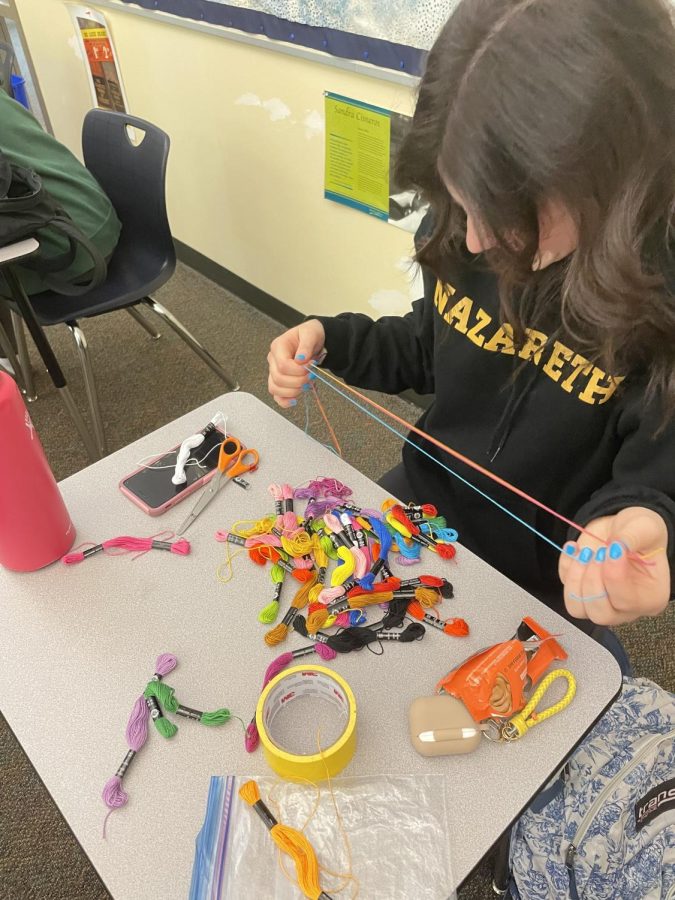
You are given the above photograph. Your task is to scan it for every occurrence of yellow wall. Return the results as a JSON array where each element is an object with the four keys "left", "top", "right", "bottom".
[{"left": 14, "top": 0, "right": 418, "bottom": 318}]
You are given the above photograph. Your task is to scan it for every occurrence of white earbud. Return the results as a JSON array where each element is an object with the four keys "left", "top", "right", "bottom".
[{"left": 171, "top": 412, "right": 226, "bottom": 485}]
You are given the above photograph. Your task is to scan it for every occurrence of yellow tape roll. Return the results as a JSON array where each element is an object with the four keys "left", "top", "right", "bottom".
[{"left": 255, "top": 665, "right": 357, "bottom": 782}]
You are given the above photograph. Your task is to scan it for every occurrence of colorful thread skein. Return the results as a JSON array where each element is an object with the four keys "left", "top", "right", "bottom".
[
  {"left": 101, "top": 652, "right": 177, "bottom": 837},
  {"left": 143, "top": 681, "right": 236, "bottom": 726},
  {"left": 244, "top": 642, "right": 337, "bottom": 753},
  {"left": 265, "top": 572, "right": 320, "bottom": 646},
  {"left": 258, "top": 563, "right": 286, "bottom": 624},
  {"left": 63, "top": 535, "right": 190, "bottom": 564},
  {"left": 293, "top": 615, "right": 426, "bottom": 653},
  {"left": 239, "top": 779, "right": 334, "bottom": 900}
]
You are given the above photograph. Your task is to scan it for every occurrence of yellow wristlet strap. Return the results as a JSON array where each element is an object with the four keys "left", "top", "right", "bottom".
[{"left": 502, "top": 669, "right": 577, "bottom": 742}]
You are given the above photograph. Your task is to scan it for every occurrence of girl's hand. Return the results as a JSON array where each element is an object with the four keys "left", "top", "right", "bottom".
[
  {"left": 559, "top": 507, "right": 670, "bottom": 626},
  {"left": 267, "top": 320, "right": 326, "bottom": 408}
]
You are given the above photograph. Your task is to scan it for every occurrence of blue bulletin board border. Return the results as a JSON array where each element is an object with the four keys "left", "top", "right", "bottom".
[
  {"left": 119, "top": 0, "right": 427, "bottom": 77},
  {"left": 324, "top": 190, "right": 389, "bottom": 222}
]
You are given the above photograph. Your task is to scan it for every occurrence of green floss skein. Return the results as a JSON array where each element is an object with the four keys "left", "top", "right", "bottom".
[
  {"left": 144, "top": 680, "right": 179, "bottom": 712},
  {"left": 192, "top": 708, "right": 232, "bottom": 726},
  {"left": 145, "top": 681, "right": 234, "bottom": 728},
  {"left": 143, "top": 685, "right": 178, "bottom": 739},
  {"left": 175, "top": 703, "right": 233, "bottom": 726},
  {"left": 320, "top": 535, "right": 338, "bottom": 560},
  {"left": 258, "top": 564, "right": 285, "bottom": 624}
]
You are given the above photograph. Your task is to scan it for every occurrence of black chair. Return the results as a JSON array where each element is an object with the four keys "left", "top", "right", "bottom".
[{"left": 7, "top": 109, "right": 237, "bottom": 457}]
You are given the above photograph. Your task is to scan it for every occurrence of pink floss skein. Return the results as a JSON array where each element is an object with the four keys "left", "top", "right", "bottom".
[
  {"left": 102, "top": 653, "right": 177, "bottom": 837},
  {"left": 318, "top": 585, "right": 345, "bottom": 603},
  {"left": 280, "top": 484, "right": 297, "bottom": 532},
  {"left": 268, "top": 483, "right": 286, "bottom": 531},
  {"left": 244, "top": 642, "right": 337, "bottom": 753},
  {"left": 63, "top": 536, "right": 190, "bottom": 564}
]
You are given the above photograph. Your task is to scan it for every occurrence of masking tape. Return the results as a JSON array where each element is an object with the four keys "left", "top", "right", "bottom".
[{"left": 255, "top": 665, "right": 357, "bottom": 782}]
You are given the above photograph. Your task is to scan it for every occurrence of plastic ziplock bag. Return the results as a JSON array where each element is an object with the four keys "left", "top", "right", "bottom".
[{"left": 190, "top": 774, "right": 457, "bottom": 900}]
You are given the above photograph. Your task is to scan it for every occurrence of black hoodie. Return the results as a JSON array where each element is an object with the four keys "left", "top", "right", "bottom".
[{"left": 316, "top": 233, "right": 675, "bottom": 613}]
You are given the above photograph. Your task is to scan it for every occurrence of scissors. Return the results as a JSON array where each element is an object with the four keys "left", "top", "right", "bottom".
[{"left": 177, "top": 437, "right": 259, "bottom": 535}]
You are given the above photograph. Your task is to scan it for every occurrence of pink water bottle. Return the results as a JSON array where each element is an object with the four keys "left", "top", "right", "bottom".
[{"left": 0, "top": 372, "right": 75, "bottom": 571}]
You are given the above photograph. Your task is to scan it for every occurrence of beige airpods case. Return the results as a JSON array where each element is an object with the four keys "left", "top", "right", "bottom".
[{"left": 409, "top": 694, "right": 483, "bottom": 756}]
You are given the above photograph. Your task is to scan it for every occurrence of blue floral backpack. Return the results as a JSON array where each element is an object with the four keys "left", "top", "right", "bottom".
[{"left": 510, "top": 677, "right": 675, "bottom": 900}]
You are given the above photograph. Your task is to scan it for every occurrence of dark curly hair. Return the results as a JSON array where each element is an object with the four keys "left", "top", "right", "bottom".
[{"left": 397, "top": 0, "right": 675, "bottom": 421}]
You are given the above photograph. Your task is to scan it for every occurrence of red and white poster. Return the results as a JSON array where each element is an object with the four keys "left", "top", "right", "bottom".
[{"left": 69, "top": 6, "right": 127, "bottom": 112}]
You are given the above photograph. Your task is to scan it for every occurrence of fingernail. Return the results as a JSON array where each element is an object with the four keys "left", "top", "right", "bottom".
[
  {"left": 579, "top": 547, "right": 593, "bottom": 564},
  {"left": 564, "top": 543, "right": 577, "bottom": 557},
  {"left": 295, "top": 353, "right": 306, "bottom": 361},
  {"left": 308, "top": 372, "right": 317, "bottom": 380},
  {"left": 595, "top": 547, "right": 607, "bottom": 563},
  {"left": 609, "top": 542, "right": 623, "bottom": 560},
  {"left": 289, "top": 399, "right": 297, "bottom": 407},
  {"left": 302, "top": 383, "right": 310, "bottom": 392}
]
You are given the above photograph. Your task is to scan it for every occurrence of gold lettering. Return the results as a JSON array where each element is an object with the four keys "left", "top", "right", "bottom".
[
  {"left": 579, "top": 369, "right": 625, "bottom": 405},
  {"left": 518, "top": 329, "right": 548, "bottom": 365},
  {"left": 560, "top": 353, "right": 592, "bottom": 393},
  {"left": 465, "top": 307, "right": 493, "bottom": 348},
  {"left": 434, "top": 280, "right": 455, "bottom": 317},
  {"left": 444, "top": 296, "right": 473, "bottom": 333},
  {"left": 542, "top": 341, "right": 574, "bottom": 383},
  {"left": 483, "top": 323, "right": 515, "bottom": 355}
]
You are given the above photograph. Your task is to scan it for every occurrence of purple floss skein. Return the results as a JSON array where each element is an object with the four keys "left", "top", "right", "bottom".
[
  {"left": 102, "top": 653, "right": 177, "bottom": 837},
  {"left": 124, "top": 652, "right": 177, "bottom": 748}
]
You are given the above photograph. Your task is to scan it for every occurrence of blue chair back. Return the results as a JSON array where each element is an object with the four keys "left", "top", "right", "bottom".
[{"left": 82, "top": 109, "right": 175, "bottom": 284}]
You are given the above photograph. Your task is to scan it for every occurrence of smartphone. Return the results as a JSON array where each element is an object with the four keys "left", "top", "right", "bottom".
[{"left": 119, "top": 427, "right": 224, "bottom": 516}]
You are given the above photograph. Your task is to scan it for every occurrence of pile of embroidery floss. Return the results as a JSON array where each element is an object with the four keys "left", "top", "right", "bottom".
[
  {"left": 216, "top": 478, "right": 469, "bottom": 756},
  {"left": 217, "top": 478, "right": 463, "bottom": 644}
]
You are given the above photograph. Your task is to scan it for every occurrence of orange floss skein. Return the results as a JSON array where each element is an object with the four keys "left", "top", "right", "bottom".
[
  {"left": 265, "top": 571, "right": 319, "bottom": 646},
  {"left": 239, "top": 779, "right": 334, "bottom": 900}
]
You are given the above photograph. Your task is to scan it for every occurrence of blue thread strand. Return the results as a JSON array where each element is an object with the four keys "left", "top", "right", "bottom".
[{"left": 307, "top": 368, "right": 565, "bottom": 554}]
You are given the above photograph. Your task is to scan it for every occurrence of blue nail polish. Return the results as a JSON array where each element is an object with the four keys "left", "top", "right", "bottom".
[
  {"left": 308, "top": 372, "right": 317, "bottom": 380},
  {"left": 609, "top": 542, "right": 623, "bottom": 560},
  {"left": 289, "top": 399, "right": 297, "bottom": 407},
  {"left": 564, "top": 544, "right": 577, "bottom": 556},
  {"left": 595, "top": 547, "right": 607, "bottom": 563},
  {"left": 295, "top": 353, "right": 305, "bottom": 361},
  {"left": 579, "top": 547, "right": 593, "bottom": 563},
  {"left": 302, "top": 383, "right": 310, "bottom": 391}
]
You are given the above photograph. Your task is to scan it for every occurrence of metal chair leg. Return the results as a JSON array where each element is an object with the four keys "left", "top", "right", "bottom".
[
  {"left": 11, "top": 310, "right": 36, "bottom": 401},
  {"left": 57, "top": 384, "right": 101, "bottom": 462},
  {"left": 0, "top": 316, "right": 25, "bottom": 391},
  {"left": 67, "top": 323, "right": 107, "bottom": 457},
  {"left": 143, "top": 297, "right": 239, "bottom": 391},
  {"left": 127, "top": 305, "right": 161, "bottom": 340}
]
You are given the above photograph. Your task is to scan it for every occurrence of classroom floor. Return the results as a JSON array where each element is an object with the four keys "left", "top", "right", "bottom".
[{"left": 1, "top": 262, "right": 673, "bottom": 900}]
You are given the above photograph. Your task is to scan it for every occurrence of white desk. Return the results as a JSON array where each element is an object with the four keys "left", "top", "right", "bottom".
[{"left": 0, "top": 392, "right": 622, "bottom": 899}]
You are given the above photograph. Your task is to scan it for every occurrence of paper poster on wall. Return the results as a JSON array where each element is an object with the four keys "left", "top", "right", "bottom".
[
  {"left": 324, "top": 93, "right": 427, "bottom": 232},
  {"left": 68, "top": 6, "right": 127, "bottom": 112},
  {"left": 324, "top": 92, "right": 391, "bottom": 221}
]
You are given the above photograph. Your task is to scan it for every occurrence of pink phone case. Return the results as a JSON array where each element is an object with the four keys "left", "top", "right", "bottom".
[{"left": 118, "top": 434, "right": 221, "bottom": 516}]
